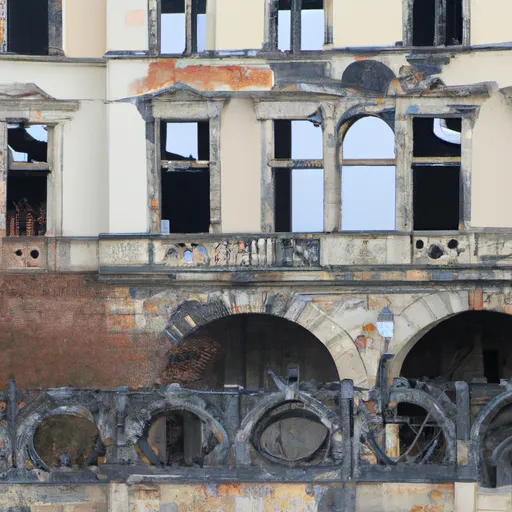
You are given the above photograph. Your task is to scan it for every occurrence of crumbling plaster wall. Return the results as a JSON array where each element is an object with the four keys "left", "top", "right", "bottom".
[
  {"left": 0, "top": 61, "right": 108, "bottom": 236},
  {"left": 0, "top": 482, "right": 463, "bottom": 512},
  {"left": 1, "top": 272, "right": 510, "bottom": 391},
  {"left": 106, "top": 0, "right": 148, "bottom": 53},
  {"left": 64, "top": 0, "right": 106, "bottom": 58},
  {"left": 470, "top": 0, "right": 512, "bottom": 46},
  {"left": 333, "top": 0, "right": 403, "bottom": 48}
]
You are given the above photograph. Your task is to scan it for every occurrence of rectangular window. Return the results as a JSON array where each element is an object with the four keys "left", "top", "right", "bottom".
[
  {"left": 160, "top": 0, "right": 207, "bottom": 54},
  {"left": 7, "top": 124, "right": 49, "bottom": 236},
  {"left": 276, "top": 0, "right": 324, "bottom": 53},
  {"left": 272, "top": 120, "right": 323, "bottom": 232},
  {"left": 412, "top": 118, "right": 462, "bottom": 231},
  {"left": 2, "top": 0, "right": 49, "bottom": 55},
  {"left": 412, "top": 0, "right": 463, "bottom": 47},
  {"left": 160, "top": 121, "right": 210, "bottom": 233}
]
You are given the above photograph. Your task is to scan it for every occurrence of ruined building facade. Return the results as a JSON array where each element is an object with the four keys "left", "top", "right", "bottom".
[{"left": 1, "top": 1, "right": 512, "bottom": 511}]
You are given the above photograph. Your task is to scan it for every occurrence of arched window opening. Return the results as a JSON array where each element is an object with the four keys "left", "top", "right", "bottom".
[
  {"left": 341, "top": 116, "right": 396, "bottom": 231},
  {"left": 161, "top": 314, "right": 339, "bottom": 391},
  {"left": 140, "top": 410, "right": 218, "bottom": 468},
  {"left": 401, "top": 311, "right": 512, "bottom": 385},
  {"left": 33, "top": 415, "right": 104, "bottom": 469},
  {"left": 412, "top": 0, "right": 463, "bottom": 47}
]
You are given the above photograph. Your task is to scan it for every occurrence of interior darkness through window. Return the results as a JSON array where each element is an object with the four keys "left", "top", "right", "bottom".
[
  {"left": 412, "top": 0, "right": 462, "bottom": 46},
  {"left": 446, "top": 0, "right": 463, "bottom": 45},
  {"left": 412, "top": 0, "right": 435, "bottom": 46},
  {"left": 401, "top": 311, "right": 512, "bottom": 384},
  {"left": 160, "top": 121, "right": 210, "bottom": 234},
  {"left": 7, "top": 0, "right": 49, "bottom": 55},
  {"left": 413, "top": 118, "right": 461, "bottom": 231}
]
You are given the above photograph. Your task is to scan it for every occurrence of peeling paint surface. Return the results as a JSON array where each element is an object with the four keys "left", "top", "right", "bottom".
[{"left": 130, "top": 60, "right": 274, "bottom": 96}]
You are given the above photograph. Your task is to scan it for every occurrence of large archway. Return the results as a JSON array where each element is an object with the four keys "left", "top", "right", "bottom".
[
  {"left": 161, "top": 313, "right": 340, "bottom": 390},
  {"left": 401, "top": 311, "right": 512, "bottom": 384}
]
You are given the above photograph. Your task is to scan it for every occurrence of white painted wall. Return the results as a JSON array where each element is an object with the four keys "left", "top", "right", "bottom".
[
  {"left": 471, "top": 92, "right": 512, "bottom": 227},
  {"left": 471, "top": 0, "right": 512, "bottom": 45},
  {"left": 220, "top": 99, "right": 261, "bottom": 232},
  {"left": 333, "top": 0, "right": 403, "bottom": 47},
  {"left": 106, "top": 0, "right": 148, "bottom": 52},
  {"left": 107, "top": 102, "right": 148, "bottom": 233},
  {"left": 63, "top": 101, "right": 109, "bottom": 235}
]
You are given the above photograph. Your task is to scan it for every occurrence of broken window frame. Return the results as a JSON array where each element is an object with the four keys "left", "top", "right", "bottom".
[
  {"left": 400, "top": 106, "right": 476, "bottom": 233},
  {"left": 0, "top": 0, "right": 63, "bottom": 56},
  {"left": 149, "top": 0, "right": 208, "bottom": 56},
  {"left": 0, "top": 90, "right": 79, "bottom": 238},
  {"left": 6, "top": 123, "right": 52, "bottom": 237},
  {"left": 266, "top": 0, "right": 333, "bottom": 54},
  {"left": 256, "top": 101, "right": 339, "bottom": 233},
  {"left": 150, "top": 99, "right": 223, "bottom": 234},
  {"left": 338, "top": 115, "right": 397, "bottom": 232},
  {"left": 403, "top": 0, "right": 470, "bottom": 47}
]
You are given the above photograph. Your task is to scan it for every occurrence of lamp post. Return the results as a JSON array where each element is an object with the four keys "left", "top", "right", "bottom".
[{"left": 376, "top": 307, "right": 394, "bottom": 354}]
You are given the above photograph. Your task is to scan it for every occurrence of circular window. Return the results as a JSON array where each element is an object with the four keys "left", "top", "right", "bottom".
[
  {"left": 253, "top": 401, "right": 330, "bottom": 465},
  {"left": 33, "top": 415, "right": 104, "bottom": 469},
  {"left": 138, "top": 410, "right": 219, "bottom": 468}
]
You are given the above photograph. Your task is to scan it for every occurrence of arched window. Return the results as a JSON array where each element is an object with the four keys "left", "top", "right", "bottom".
[{"left": 341, "top": 117, "right": 396, "bottom": 231}]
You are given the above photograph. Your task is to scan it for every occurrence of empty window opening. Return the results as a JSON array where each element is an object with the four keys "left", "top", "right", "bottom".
[
  {"left": 301, "top": 0, "right": 324, "bottom": 51},
  {"left": 6, "top": 0, "right": 49, "bottom": 55},
  {"left": 341, "top": 117, "right": 396, "bottom": 231},
  {"left": 273, "top": 120, "right": 323, "bottom": 233},
  {"left": 277, "top": 0, "right": 324, "bottom": 52},
  {"left": 412, "top": 0, "right": 435, "bottom": 46},
  {"left": 33, "top": 415, "right": 105, "bottom": 469},
  {"left": 141, "top": 411, "right": 218, "bottom": 467},
  {"left": 446, "top": 0, "right": 463, "bottom": 45},
  {"left": 160, "top": 121, "right": 210, "bottom": 233},
  {"left": 7, "top": 125, "right": 49, "bottom": 237},
  {"left": 395, "top": 403, "right": 446, "bottom": 464},
  {"left": 413, "top": 118, "right": 461, "bottom": 231},
  {"left": 161, "top": 313, "right": 339, "bottom": 390},
  {"left": 412, "top": 0, "right": 463, "bottom": 47},
  {"left": 160, "top": 0, "right": 207, "bottom": 54}
]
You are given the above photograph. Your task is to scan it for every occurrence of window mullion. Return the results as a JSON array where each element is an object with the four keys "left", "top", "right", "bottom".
[
  {"left": 185, "top": 0, "right": 194, "bottom": 54},
  {"left": 434, "top": 0, "right": 447, "bottom": 46},
  {"left": 291, "top": 0, "right": 301, "bottom": 54}
]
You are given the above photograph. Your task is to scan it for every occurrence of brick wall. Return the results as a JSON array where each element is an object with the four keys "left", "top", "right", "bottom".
[{"left": 0, "top": 273, "right": 168, "bottom": 389}]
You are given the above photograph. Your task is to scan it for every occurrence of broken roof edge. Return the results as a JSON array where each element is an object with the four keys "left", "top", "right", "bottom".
[{"left": 0, "top": 83, "right": 56, "bottom": 101}]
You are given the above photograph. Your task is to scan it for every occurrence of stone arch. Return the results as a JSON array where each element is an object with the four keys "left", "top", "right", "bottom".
[
  {"left": 341, "top": 61, "right": 396, "bottom": 95},
  {"left": 388, "top": 291, "right": 470, "bottom": 380},
  {"left": 165, "top": 290, "right": 368, "bottom": 387}
]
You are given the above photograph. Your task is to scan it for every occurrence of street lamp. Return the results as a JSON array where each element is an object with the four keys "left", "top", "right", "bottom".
[{"left": 376, "top": 307, "right": 394, "bottom": 353}]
